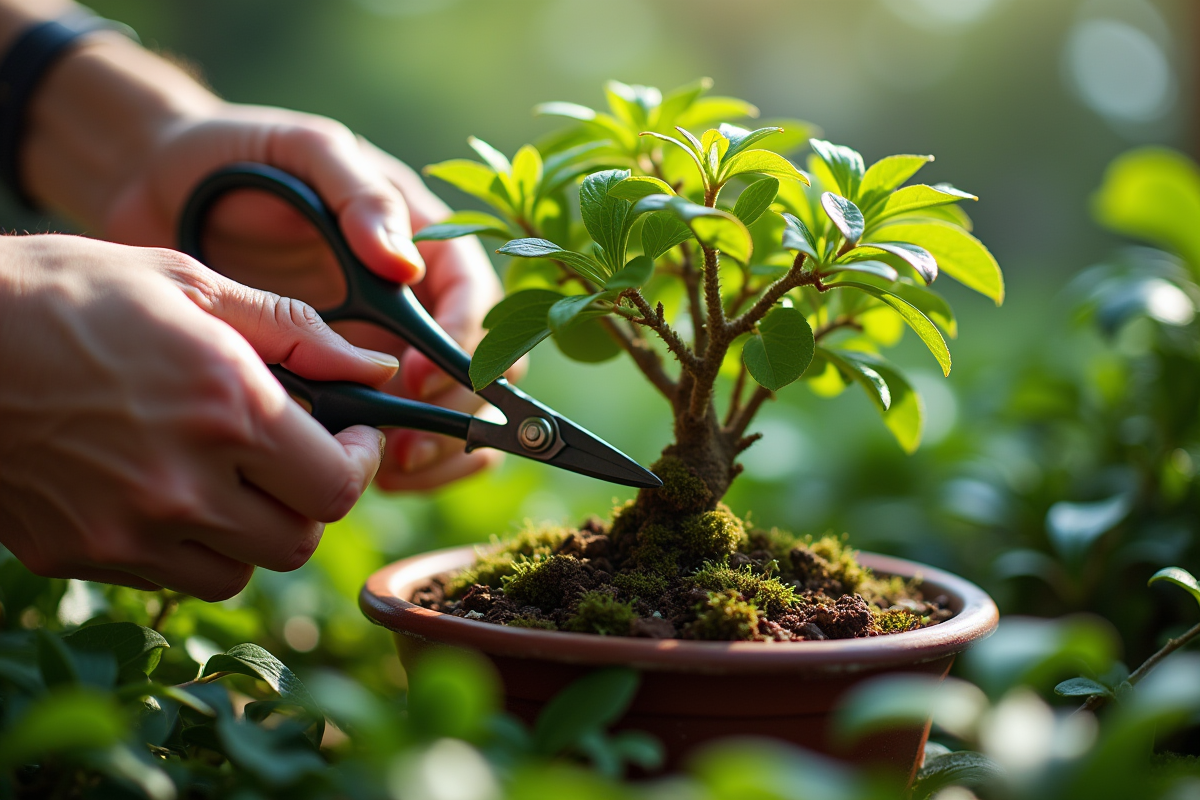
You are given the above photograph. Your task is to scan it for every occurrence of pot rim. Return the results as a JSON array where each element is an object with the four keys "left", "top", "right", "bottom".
[{"left": 360, "top": 545, "right": 999, "bottom": 674}]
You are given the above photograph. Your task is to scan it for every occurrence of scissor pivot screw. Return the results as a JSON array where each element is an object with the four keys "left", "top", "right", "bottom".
[{"left": 518, "top": 417, "right": 556, "bottom": 453}]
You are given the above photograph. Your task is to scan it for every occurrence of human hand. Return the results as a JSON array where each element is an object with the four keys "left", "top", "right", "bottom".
[
  {"left": 100, "top": 105, "right": 510, "bottom": 491},
  {"left": 0, "top": 234, "right": 395, "bottom": 599}
]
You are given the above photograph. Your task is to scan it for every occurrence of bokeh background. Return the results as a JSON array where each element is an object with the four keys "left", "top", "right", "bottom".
[{"left": 7, "top": 0, "right": 1199, "bottom": 690}]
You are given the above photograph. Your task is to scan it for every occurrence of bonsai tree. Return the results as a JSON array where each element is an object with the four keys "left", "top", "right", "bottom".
[{"left": 413, "top": 79, "right": 1003, "bottom": 639}]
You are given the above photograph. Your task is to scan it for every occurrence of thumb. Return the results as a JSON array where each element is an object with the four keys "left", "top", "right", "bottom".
[{"left": 165, "top": 251, "right": 400, "bottom": 385}]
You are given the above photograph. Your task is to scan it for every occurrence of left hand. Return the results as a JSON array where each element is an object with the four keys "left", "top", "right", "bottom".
[{"left": 102, "top": 103, "right": 511, "bottom": 491}]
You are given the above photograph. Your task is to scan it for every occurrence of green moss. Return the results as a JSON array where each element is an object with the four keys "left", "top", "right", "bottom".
[
  {"left": 746, "top": 527, "right": 802, "bottom": 562},
  {"left": 689, "top": 562, "right": 798, "bottom": 617},
  {"left": 507, "top": 616, "right": 558, "bottom": 630},
  {"left": 608, "top": 500, "right": 641, "bottom": 545},
  {"left": 686, "top": 590, "right": 759, "bottom": 641},
  {"left": 790, "top": 533, "right": 870, "bottom": 593},
  {"left": 648, "top": 456, "right": 713, "bottom": 513},
  {"left": 612, "top": 570, "right": 669, "bottom": 601},
  {"left": 564, "top": 592, "right": 636, "bottom": 635},
  {"left": 873, "top": 607, "right": 924, "bottom": 634},
  {"left": 445, "top": 552, "right": 517, "bottom": 598},
  {"left": 502, "top": 555, "right": 586, "bottom": 611},
  {"left": 629, "top": 538, "right": 681, "bottom": 577},
  {"left": 445, "top": 523, "right": 572, "bottom": 599},
  {"left": 678, "top": 506, "right": 745, "bottom": 560}
]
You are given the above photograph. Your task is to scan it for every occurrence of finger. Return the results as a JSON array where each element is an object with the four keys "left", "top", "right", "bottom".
[
  {"left": 359, "top": 139, "right": 503, "bottom": 400},
  {"left": 375, "top": 434, "right": 500, "bottom": 493},
  {"left": 266, "top": 119, "right": 425, "bottom": 283},
  {"left": 166, "top": 255, "right": 399, "bottom": 387},
  {"left": 193, "top": 479, "right": 324, "bottom": 573},
  {"left": 141, "top": 540, "right": 256, "bottom": 602},
  {"left": 238, "top": 389, "right": 385, "bottom": 522}
]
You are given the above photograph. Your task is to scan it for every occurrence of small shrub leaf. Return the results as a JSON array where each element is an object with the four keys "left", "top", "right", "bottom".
[
  {"left": 1149, "top": 567, "right": 1200, "bottom": 610},
  {"left": 742, "top": 306, "right": 815, "bottom": 392}
]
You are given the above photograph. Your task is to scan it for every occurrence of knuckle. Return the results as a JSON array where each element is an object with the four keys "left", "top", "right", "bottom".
[
  {"left": 130, "top": 468, "right": 210, "bottom": 525},
  {"left": 275, "top": 295, "right": 324, "bottom": 332},
  {"left": 321, "top": 475, "right": 362, "bottom": 522},
  {"left": 284, "top": 119, "right": 356, "bottom": 155}
]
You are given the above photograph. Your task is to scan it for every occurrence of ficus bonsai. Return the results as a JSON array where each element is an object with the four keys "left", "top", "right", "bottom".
[{"left": 412, "top": 79, "right": 1004, "bottom": 640}]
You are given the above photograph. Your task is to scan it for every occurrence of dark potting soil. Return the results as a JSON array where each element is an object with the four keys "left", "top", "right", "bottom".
[{"left": 412, "top": 506, "right": 952, "bottom": 642}]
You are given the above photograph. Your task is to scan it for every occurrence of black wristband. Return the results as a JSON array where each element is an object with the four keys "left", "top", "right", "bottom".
[{"left": 0, "top": 11, "right": 136, "bottom": 211}]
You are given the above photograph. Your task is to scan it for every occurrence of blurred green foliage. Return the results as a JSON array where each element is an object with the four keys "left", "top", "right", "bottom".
[{"left": 6, "top": 0, "right": 1200, "bottom": 797}]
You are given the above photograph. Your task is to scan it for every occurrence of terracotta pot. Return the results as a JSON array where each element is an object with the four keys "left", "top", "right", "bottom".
[{"left": 360, "top": 546, "right": 998, "bottom": 781}]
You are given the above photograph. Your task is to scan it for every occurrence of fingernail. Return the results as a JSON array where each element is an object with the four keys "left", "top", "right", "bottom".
[
  {"left": 358, "top": 347, "right": 400, "bottom": 371},
  {"left": 420, "top": 372, "right": 453, "bottom": 400},
  {"left": 404, "top": 438, "right": 439, "bottom": 473},
  {"left": 384, "top": 225, "right": 426, "bottom": 278}
]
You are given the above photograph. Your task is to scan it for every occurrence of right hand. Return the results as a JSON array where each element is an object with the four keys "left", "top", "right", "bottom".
[{"left": 0, "top": 234, "right": 395, "bottom": 600}]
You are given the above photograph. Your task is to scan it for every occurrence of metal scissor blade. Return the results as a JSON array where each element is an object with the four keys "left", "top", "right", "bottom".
[{"left": 467, "top": 414, "right": 661, "bottom": 489}]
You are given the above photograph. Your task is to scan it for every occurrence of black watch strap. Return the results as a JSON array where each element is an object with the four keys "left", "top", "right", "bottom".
[{"left": 0, "top": 11, "right": 137, "bottom": 211}]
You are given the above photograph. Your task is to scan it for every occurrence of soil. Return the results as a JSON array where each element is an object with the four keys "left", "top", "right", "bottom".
[{"left": 413, "top": 462, "right": 952, "bottom": 642}]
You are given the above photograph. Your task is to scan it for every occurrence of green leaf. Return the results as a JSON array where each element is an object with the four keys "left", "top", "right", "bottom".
[
  {"left": 471, "top": 289, "right": 561, "bottom": 389},
  {"left": 606, "top": 255, "right": 655, "bottom": 290},
  {"left": 859, "top": 154, "right": 934, "bottom": 206},
  {"left": 608, "top": 175, "right": 675, "bottom": 202},
  {"left": 1054, "top": 677, "right": 1113, "bottom": 698},
  {"left": 510, "top": 144, "right": 544, "bottom": 213},
  {"left": 467, "top": 135, "right": 512, "bottom": 175},
  {"left": 872, "top": 221, "right": 1003, "bottom": 303},
  {"left": 609, "top": 730, "right": 665, "bottom": 771},
  {"left": 554, "top": 317, "right": 622, "bottom": 364},
  {"left": 676, "top": 96, "right": 759, "bottom": 128},
  {"left": 423, "top": 159, "right": 511, "bottom": 213},
  {"left": 632, "top": 195, "right": 752, "bottom": 263},
  {"left": 885, "top": 283, "right": 957, "bottom": 337},
  {"left": 548, "top": 293, "right": 609, "bottom": 333},
  {"left": 216, "top": 717, "right": 326, "bottom": 787},
  {"left": 37, "top": 630, "right": 116, "bottom": 690},
  {"left": 821, "top": 193, "right": 864, "bottom": 245},
  {"left": 0, "top": 688, "right": 126, "bottom": 769},
  {"left": 641, "top": 211, "right": 694, "bottom": 259},
  {"left": 63, "top": 622, "right": 168, "bottom": 683},
  {"left": 835, "top": 676, "right": 987, "bottom": 743},
  {"left": 580, "top": 169, "right": 633, "bottom": 270},
  {"left": 719, "top": 124, "right": 785, "bottom": 163},
  {"left": 824, "top": 260, "right": 898, "bottom": 282},
  {"left": 834, "top": 282, "right": 951, "bottom": 375},
  {"left": 853, "top": 352, "right": 924, "bottom": 453},
  {"left": 818, "top": 348, "right": 890, "bottom": 411},
  {"left": 497, "top": 238, "right": 608, "bottom": 285},
  {"left": 1149, "top": 566, "right": 1200, "bottom": 609},
  {"left": 641, "top": 131, "right": 707, "bottom": 182},
  {"left": 912, "top": 751, "right": 1004, "bottom": 800},
  {"left": 656, "top": 77, "right": 712, "bottom": 130},
  {"left": 413, "top": 211, "right": 514, "bottom": 242},
  {"left": 781, "top": 212, "right": 819, "bottom": 260},
  {"left": 845, "top": 241, "right": 937, "bottom": 284},
  {"left": 700, "top": 128, "right": 731, "bottom": 173},
  {"left": 407, "top": 649, "right": 500, "bottom": 742},
  {"left": 871, "top": 184, "right": 976, "bottom": 223},
  {"left": 605, "top": 80, "right": 659, "bottom": 129},
  {"left": 742, "top": 306, "right": 815, "bottom": 392},
  {"left": 201, "top": 643, "right": 319, "bottom": 715},
  {"left": 732, "top": 177, "right": 779, "bottom": 226},
  {"left": 533, "top": 668, "right": 640, "bottom": 755},
  {"left": 534, "top": 101, "right": 597, "bottom": 122},
  {"left": 1092, "top": 147, "right": 1200, "bottom": 271},
  {"left": 721, "top": 149, "right": 808, "bottom": 183},
  {"left": 809, "top": 139, "right": 866, "bottom": 198}
]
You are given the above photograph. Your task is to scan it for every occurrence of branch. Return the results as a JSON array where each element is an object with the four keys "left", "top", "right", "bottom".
[
  {"left": 623, "top": 290, "right": 702, "bottom": 374},
  {"left": 1078, "top": 619, "right": 1200, "bottom": 715},
  {"left": 701, "top": 245, "right": 726, "bottom": 351},
  {"left": 727, "top": 253, "right": 817, "bottom": 338},
  {"left": 679, "top": 243, "right": 706, "bottom": 353},
  {"left": 600, "top": 317, "right": 676, "bottom": 400},
  {"left": 724, "top": 362, "right": 749, "bottom": 427},
  {"left": 728, "top": 385, "right": 774, "bottom": 441}
]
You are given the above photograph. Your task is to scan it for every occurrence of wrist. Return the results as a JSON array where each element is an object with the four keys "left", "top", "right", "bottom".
[{"left": 21, "top": 33, "right": 219, "bottom": 228}]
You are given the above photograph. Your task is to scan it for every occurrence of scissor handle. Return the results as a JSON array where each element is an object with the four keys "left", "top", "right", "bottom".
[{"left": 177, "top": 163, "right": 473, "bottom": 389}]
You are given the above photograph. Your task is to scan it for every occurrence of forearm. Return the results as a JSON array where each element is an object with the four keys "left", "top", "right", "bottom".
[{"left": 2, "top": 1, "right": 219, "bottom": 228}]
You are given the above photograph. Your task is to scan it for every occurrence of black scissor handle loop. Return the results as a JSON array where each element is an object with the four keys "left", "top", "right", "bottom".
[{"left": 177, "top": 162, "right": 473, "bottom": 388}]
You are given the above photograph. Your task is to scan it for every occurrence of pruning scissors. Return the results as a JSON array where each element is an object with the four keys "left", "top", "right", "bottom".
[{"left": 178, "top": 163, "right": 661, "bottom": 489}]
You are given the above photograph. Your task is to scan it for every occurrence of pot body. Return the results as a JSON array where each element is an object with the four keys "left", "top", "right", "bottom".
[{"left": 362, "top": 547, "right": 997, "bottom": 780}]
